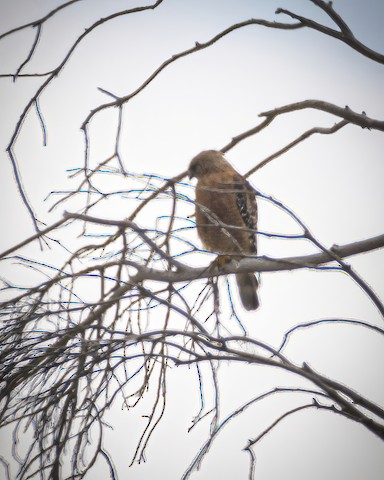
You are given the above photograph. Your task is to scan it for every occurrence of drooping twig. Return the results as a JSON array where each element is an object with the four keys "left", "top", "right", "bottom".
[
  {"left": 277, "top": 318, "right": 384, "bottom": 354},
  {"left": 183, "top": 387, "right": 329, "bottom": 479},
  {"left": 2, "top": 0, "right": 165, "bottom": 231},
  {"left": 13, "top": 24, "right": 42, "bottom": 80}
]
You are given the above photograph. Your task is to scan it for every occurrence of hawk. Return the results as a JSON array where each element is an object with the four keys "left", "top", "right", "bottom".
[{"left": 188, "top": 150, "right": 259, "bottom": 310}]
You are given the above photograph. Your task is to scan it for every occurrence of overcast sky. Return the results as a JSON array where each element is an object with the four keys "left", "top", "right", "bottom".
[{"left": 0, "top": 1, "right": 384, "bottom": 479}]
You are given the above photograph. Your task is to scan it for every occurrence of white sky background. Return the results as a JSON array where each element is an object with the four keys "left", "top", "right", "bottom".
[{"left": 0, "top": 0, "right": 384, "bottom": 479}]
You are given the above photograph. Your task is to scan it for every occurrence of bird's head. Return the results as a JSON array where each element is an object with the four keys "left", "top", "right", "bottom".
[{"left": 188, "top": 150, "right": 230, "bottom": 179}]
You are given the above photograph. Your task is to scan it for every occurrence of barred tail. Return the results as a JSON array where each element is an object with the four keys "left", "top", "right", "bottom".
[{"left": 235, "top": 273, "right": 259, "bottom": 311}]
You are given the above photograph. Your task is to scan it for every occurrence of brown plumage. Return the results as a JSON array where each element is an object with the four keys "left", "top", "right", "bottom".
[{"left": 188, "top": 150, "right": 259, "bottom": 311}]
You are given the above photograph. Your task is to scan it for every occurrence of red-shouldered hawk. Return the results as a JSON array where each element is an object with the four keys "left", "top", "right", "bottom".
[{"left": 188, "top": 150, "right": 259, "bottom": 311}]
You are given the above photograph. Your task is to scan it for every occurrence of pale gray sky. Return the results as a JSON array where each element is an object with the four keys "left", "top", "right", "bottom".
[{"left": 0, "top": 1, "right": 383, "bottom": 479}]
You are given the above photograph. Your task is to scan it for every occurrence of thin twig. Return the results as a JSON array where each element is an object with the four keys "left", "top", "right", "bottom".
[{"left": 245, "top": 119, "right": 349, "bottom": 176}]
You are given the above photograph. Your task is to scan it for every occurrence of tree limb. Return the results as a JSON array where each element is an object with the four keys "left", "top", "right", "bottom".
[
  {"left": 260, "top": 100, "right": 384, "bottom": 132},
  {"left": 276, "top": 2, "right": 384, "bottom": 64},
  {"left": 130, "top": 233, "right": 384, "bottom": 282}
]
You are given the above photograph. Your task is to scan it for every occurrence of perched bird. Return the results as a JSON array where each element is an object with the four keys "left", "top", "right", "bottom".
[{"left": 188, "top": 150, "right": 259, "bottom": 310}]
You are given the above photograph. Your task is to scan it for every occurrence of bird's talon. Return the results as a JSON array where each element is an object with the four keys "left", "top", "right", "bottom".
[{"left": 211, "top": 255, "right": 232, "bottom": 270}]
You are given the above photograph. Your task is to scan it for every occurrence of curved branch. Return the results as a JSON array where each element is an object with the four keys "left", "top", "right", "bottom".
[
  {"left": 3, "top": 0, "right": 165, "bottom": 231},
  {"left": 245, "top": 402, "right": 319, "bottom": 448},
  {"left": 220, "top": 117, "right": 274, "bottom": 153},
  {"left": 277, "top": 318, "right": 384, "bottom": 354},
  {"left": 0, "top": 0, "right": 82, "bottom": 40},
  {"left": 302, "top": 363, "right": 384, "bottom": 422},
  {"left": 245, "top": 119, "right": 349, "bottom": 176},
  {"left": 183, "top": 387, "right": 328, "bottom": 479},
  {"left": 3, "top": 212, "right": 383, "bottom": 282},
  {"left": 276, "top": 1, "right": 384, "bottom": 64},
  {"left": 220, "top": 117, "right": 349, "bottom": 177},
  {"left": 131, "top": 232, "right": 384, "bottom": 281},
  {"left": 81, "top": 19, "right": 302, "bottom": 129},
  {"left": 176, "top": 351, "right": 384, "bottom": 439},
  {"left": 260, "top": 100, "right": 384, "bottom": 132}
]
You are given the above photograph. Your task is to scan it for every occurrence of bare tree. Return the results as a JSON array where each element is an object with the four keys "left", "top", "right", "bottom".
[{"left": 0, "top": 1, "right": 383, "bottom": 479}]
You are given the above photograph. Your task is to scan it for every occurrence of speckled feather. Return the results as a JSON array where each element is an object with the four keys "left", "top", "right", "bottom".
[
  {"left": 234, "top": 179, "right": 258, "bottom": 254},
  {"left": 195, "top": 170, "right": 257, "bottom": 255}
]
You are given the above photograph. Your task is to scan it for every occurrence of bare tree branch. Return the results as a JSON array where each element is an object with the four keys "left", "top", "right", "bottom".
[
  {"left": 221, "top": 117, "right": 275, "bottom": 153},
  {"left": 260, "top": 100, "right": 384, "bottom": 131},
  {"left": 277, "top": 318, "right": 384, "bottom": 354},
  {"left": 130, "top": 231, "right": 384, "bottom": 281},
  {"left": 2, "top": 211, "right": 382, "bottom": 281},
  {"left": 184, "top": 387, "right": 330, "bottom": 479},
  {"left": 245, "top": 402, "right": 322, "bottom": 448},
  {"left": 1, "top": 1, "right": 383, "bottom": 478},
  {"left": 0, "top": 0, "right": 82, "bottom": 41},
  {"left": 80, "top": 19, "right": 302, "bottom": 130},
  {"left": 2, "top": 0, "right": 165, "bottom": 232},
  {"left": 276, "top": 0, "right": 384, "bottom": 64},
  {"left": 245, "top": 119, "right": 349, "bottom": 176}
]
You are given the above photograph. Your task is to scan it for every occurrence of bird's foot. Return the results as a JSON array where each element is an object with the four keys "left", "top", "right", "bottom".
[{"left": 209, "top": 254, "right": 233, "bottom": 272}]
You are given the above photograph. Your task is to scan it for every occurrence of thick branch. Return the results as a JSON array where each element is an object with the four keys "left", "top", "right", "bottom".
[
  {"left": 2, "top": 212, "right": 382, "bottom": 282},
  {"left": 310, "top": 0, "right": 354, "bottom": 37},
  {"left": 130, "top": 233, "right": 384, "bottom": 282}
]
